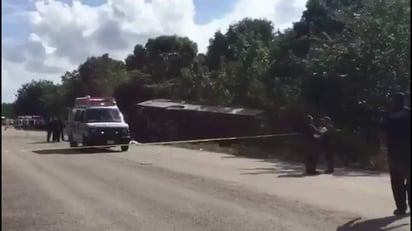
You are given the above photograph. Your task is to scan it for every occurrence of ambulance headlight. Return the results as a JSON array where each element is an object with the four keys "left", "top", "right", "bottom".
[
  {"left": 121, "top": 128, "right": 129, "bottom": 135},
  {"left": 89, "top": 128, "right": 97, "bottom": 133}
]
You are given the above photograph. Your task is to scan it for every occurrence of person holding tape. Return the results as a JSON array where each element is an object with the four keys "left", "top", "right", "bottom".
[{"left": 302, "top": 115, "right": 322, "bottom": 175}]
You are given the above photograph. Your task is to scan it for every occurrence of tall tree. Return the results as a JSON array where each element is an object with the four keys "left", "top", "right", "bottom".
[
  {"left": 294, "top": 0, "right": 410, "bottom": 130},
  {"left": 14, "top": 80, "right": 63, "bottom": 118},
  {"left": 2, "top": 103, "right": 16, "bottom": 118},
  {"left": 125, "top": 44, "right": 147, "bottom": 71},
  {"left": 60, "top": 54, "right": 130, "bottom": 105},
  {"left": 205, "top": 18, "right": 275, "bottom": 107},
  {"left": 206, "top": 31, "right": 229, "bottom": 70},
  {"left": 126, "top": 35, "right": 198, "bottom": 83}
]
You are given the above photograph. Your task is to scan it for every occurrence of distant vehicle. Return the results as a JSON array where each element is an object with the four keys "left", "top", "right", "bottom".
[
  {"left": 130, "top": 99, "right": 269, "bottom": 143},
  {"left": 14, "top": 115, "right": 45, "bottom": 130},
  {"left": 3, "top": 118, "right": 14, "bottom": 126},
  {"left": 64, "top": 96, "right": 131, "bottom": 151}
]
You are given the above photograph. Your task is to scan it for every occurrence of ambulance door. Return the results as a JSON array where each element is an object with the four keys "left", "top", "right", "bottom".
[{"left": 72, "top": 109, "right": 85, "bottom": 142}]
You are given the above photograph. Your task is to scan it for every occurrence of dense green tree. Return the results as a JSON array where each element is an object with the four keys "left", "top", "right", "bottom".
[
  {"left": 2, "top": 103, "right": 16, "bottom": 118},
  {"left": 125, "top": 44, "right": 147, "bottom": 71},
  {"left": 76, "top": 53, "right": 129, "bottom": 96},
  {"left": 206, "top": 31, "right": 229, "bottom": 70},
  {"left": 14, "top": 80, "right": 63, "bottom": 118},
  {"left": 296, "top": 0, "right": 410, "bottom": 126},
  {"left": 126, "top": 35, "right": 198, "bottom": 82},
  {"left": 205, "top": 19, "right": 275, "bottom": 107}
]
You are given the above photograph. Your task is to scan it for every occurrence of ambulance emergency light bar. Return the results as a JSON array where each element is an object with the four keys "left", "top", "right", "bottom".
[{"left": 74, "top": 96, "right": 117, "bottom": 107}]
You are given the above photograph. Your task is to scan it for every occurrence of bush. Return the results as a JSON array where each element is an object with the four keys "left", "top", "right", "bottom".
[{"left": 334, "top": 129, "right": 383, "bottom": 170}]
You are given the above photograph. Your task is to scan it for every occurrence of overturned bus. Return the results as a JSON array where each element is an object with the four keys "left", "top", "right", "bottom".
[{"left": 129, "top": 99, "right": 270, "bottom": 143}]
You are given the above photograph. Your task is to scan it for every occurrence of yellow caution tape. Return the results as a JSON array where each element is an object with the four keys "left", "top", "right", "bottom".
[{"left": 32, "top": 129, "right": 342, "bottom": 152}]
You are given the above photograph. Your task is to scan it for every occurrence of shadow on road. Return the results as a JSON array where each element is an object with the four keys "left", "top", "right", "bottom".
[
  {"left": 336, "top": 215, "right": 410, "bottom": 231},
  {"left": 240, "top": 165, "right": 314, "bottom": 178},
  {"left": 33, "top": 148, "right": 121, "bottom": 155},
  {"left": 240, "top": 163, "right": 305, "bottom": 177},
  {"left": 29, "top": 141, "right": 54, "bottom": 144},
  {"left": 238, "top": 161, "right": 383, "bottom": 178},
  {"left": 215, "top": 142, "right": 386, "bottom": 177}
]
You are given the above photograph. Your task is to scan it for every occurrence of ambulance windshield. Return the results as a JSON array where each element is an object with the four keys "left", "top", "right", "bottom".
[{"left": 86, "top": 108, "right": 122, "bottom": 123}]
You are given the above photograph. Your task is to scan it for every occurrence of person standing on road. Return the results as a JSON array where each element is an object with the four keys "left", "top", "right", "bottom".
[
  {"left": 319, "top": 116, "right": 336, "bottom": 174},
  {"left": 46, "top": 117, "right": 53, "bottom": 142},
  {"left": 51, "top": 118, "right": 60, "bottom": 142},
  {"left": 380, "top": 92, "right": 411, "bottom": 216},
  {"left": 301, "top": 115, "right": 321, "bottom": 175},
  {"left": 58, "top": 118, "right": 65, "bottom": 141}
]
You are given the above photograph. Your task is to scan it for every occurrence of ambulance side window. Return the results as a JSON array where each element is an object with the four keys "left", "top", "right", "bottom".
[
  {"left": 74, "top": 110, "right": 84, "bottom": 122},
  {"left": 70, "top": 109, "right": 77, "bottom": 122},
  {"left": 67, "top": 108, "right": 73, "bottom": 122},
  {"left": 79, "top": 110, "right": 85, "bottom": 122}
]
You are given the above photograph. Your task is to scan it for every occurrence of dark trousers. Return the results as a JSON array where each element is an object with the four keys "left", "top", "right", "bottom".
[
  {"left": 52, "top": 129, "right": 60, "bottom": 142},
  {"left": 47, "top": 129, "right": 52, "bottom": 142},
  {"left": 324, "top": 148, "right": 334, "bottom": 171},
  {"left": 305, "top": 152, "right": 318, "bottom": 172},
  {"left": 389, "top": 161, "right": 410, "bottom": 211},
  {"left": 305, "top": 142, "right": 319, "bottom": 173}
]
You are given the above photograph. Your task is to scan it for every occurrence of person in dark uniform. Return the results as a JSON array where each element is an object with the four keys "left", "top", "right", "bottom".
[
  {"left": 302, "top": 115, "right": 321, "bottom": 175},
  {"left": 51, "top": 118, "right": 60, "bottom": 142},
  {"left": 46, "top": 118, "right": 53, "bottom": 142},
  {"left": 319, "top": 116, "right": 336, "bottom": 174},
  {"left": 380, "top": 92, "right": 410, "bottom": 216},
  {"left": 58, "top": 118, "right": 65, "bottom": 141}
]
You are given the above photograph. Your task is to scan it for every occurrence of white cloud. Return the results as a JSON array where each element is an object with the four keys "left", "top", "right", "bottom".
[
  {"left": 1, "top": 60, "right": 60, "bottom": 102},
  {"left": 2, "top": 0, "right": 307, "bottom": 102}
]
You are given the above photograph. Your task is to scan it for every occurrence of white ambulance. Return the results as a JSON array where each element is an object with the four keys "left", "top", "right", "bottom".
[{"left": 65, "top": 96, "right": 131, "bottom": 151}]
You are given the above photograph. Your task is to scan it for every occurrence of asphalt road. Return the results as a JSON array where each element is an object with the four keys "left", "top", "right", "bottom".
[{"left": 2, "top": 128, "right": 410, "bottom": 231}]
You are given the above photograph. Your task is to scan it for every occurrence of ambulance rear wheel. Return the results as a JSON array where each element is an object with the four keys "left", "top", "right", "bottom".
[
  {"left": 70, "top": 141, "right": 78, "bottom": 148},
  {"left": 69, "top": 134, "right": 78, "bottom": 148}
]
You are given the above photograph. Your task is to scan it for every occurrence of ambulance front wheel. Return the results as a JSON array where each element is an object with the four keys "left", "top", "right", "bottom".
[{"left": 121, "top": 145, "right": 129, "bottom": 152}]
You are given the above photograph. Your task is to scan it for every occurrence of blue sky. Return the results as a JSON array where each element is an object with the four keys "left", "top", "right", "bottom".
[
  {"left": 2, "top": 0, "right": 307, "bottom": 103},
  {"left": 2, "top": 0, "right": 237, "bottom": 46},
  {"left": 2, "top": 0, "right": 32, "bottom": 39}
]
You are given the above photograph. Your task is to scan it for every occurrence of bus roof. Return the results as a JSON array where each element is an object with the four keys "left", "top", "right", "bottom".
[{"left": 137, "top": 99, "right": 264, "bottom": 117}]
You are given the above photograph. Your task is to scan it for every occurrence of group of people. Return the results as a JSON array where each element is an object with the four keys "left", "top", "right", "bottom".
[
  {"left": 301, "top": 92, "right": 410, "bottom": 216},
  {"left": 302, "top": 115, "right": 336, "bottom": 175},
  {"left": 46, "top": 117, "right": 64, "bottom": 142}
]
